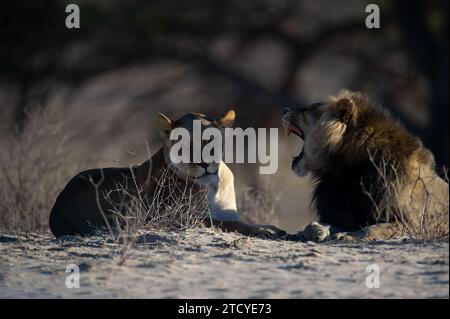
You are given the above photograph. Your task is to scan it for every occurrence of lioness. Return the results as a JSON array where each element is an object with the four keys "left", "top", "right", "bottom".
[
  {"left": 49, "top": 110, "right": 283, "bottom": 238},
  {"left": 283, "top": 90, "right": 449, "bottom": 242}
]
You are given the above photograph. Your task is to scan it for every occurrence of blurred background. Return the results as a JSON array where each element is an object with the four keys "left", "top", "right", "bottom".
[{"left": 0, "top": 0, "right": 448, "bottom": 232}]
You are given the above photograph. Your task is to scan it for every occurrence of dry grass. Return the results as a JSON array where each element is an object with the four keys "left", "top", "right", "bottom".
[
  {"left": 93, "top": 164, "right": 210, "bottom": 264},
  {"left": 103, "top": 166, "right": 209, "bottom": 239},
  {"left": 0, "top": 107, "right": 90, "bottom": 233},
  {"left": 363, "top": 151, "right": 449, "bottom": 241}
]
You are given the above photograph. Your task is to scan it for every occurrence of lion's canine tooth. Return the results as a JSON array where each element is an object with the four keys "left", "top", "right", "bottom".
[
  {"left": 283, "top": 120, "right": 293, "bottom": 137},
  {"left": 287, "top": 127, "right": 292, "bottom": 137},
  {"left": 285, "top": 123, "right": 301, "bottom": 137}
]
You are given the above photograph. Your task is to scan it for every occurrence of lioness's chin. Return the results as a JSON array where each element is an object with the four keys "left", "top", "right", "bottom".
[{"left": 193, "top": 173, "right": 219, "bottom": 187}]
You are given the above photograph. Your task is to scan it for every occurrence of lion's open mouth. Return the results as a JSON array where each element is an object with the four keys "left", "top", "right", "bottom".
[{"left": 283, "top": 120, "right": 304, "bottom": 164}]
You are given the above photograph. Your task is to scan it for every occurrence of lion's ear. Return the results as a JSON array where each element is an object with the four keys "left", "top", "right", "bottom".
[
  {"left": 330, "top": 98, "right": 357, "bottom": 124},
  {"left": 217, "top": 109, "right": 236, "bottom": 128},
  {"left": 155, "top": 113, "right": 173, "bottom": 138}
]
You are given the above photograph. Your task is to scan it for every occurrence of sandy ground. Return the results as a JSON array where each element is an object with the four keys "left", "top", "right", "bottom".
[{"left": 0, "top": 229, "right": 448, "bottom": 299}]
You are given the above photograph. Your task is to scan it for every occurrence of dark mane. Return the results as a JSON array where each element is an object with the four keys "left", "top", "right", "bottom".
[{"left": 314, "top": 92, "right": 426, "bottom": 231}]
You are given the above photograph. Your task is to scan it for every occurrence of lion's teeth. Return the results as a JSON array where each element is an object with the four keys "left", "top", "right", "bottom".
[
  {"left": 284, "top": 122, "right": 292, "bottom": 136},
  {"left": 283, "top": 121, "right": 302, "bottom": 138}
]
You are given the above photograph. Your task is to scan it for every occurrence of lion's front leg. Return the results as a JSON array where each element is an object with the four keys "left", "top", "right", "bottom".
[{"left": 332, "top": 223, "right": 403, "bottom": 242}]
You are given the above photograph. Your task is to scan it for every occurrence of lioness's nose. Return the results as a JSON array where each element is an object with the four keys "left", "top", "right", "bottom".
[{"left": 283, "top": 107, "right": 292, "bottom": 114}]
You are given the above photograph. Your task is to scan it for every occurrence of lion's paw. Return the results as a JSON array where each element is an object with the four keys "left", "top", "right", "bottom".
[{"left": 297, "top": 222, "right": 330, "bottom": 243}]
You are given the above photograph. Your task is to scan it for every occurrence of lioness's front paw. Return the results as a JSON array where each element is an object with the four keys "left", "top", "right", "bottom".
[
  {"left": 251, "top": 225, "right": 287, "bottom": 240},
  {"left": 297, "top": 222, "right": 330, "bottom": 243}
]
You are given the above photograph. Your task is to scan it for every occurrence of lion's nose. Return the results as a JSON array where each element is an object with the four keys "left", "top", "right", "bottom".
[{"left": 283, "top": 107, "right": 292, "bottom": 114}]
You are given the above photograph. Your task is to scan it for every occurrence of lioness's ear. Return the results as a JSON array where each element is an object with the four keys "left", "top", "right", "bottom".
[
  {"left": 330, "top": 98, "right": 356, "bottom": 124},
  {"left": 155, "top": 113, "right": 173, "bottom": 138},
  {"left": 217, "top": 110, "right": 236, "bottom": 128}
]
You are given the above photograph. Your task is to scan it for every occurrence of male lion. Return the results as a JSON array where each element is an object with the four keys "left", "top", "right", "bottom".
[
  {"left": 49, "top": 110, "right": 283, "bottom": 238},
  {"left": 282, "top": 90, "right": 449, "bottom": 242}
]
